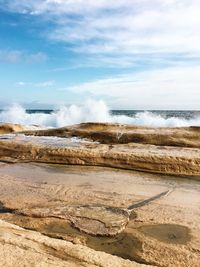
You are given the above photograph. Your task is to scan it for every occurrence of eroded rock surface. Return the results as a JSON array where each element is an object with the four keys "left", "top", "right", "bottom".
[
  {"left": 0, "top": 163, "right": 199, "bottom": 267},
  {"left": 0, "top": 135, "right": 199, "bottom": 176},
  {"left": 0, "top": 219, "right": 149, "bottom": 267},
  {"left": 0, "top": 123, "right": 42, "bottom": 134},
  {"left": 22, "top": 122, "right": 200, "bottom": 148},
  {"left": 0, "top": 122, "right": 199, "bottom": 266},
  {"left": 18, "top": 205, "right": 131, "bottom": 236}
]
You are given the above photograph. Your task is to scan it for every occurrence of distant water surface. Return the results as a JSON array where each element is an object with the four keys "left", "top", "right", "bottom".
[
  {"left": 25, "top": 109, "right": 200, "bottom": 119},
  {"left": 0, "top": 103, "right": 199, "bottom": 127},
  {"left": 111, "top": 110, "right": 200, "bottom": 120}
]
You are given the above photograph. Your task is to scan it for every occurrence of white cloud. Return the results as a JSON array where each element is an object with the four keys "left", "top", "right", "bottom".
[
  {"left": 0, "top": 49, "right": 47, "bottom": 64},
  {"left": 3, "top": 0, "right": 200, "bottom": 63},
  {"left": 17, "top": 81, "right": 26, "bottom": 86},
  {"left": 36, "top": 80, "right": 55, "bottom": 87},
  {"left": 3, "top": 0, "right": 130, "bottom": 15},
  {"left": 2, "top": 0, "right": 200, "bottom": 109},
  {"left": 0, "top": 50, "right": 22, "bottom": 63},
  {"left": 17, "top": 80, "right": 55, "bottom": 87},
  {"left": 68, "top": 65, "right": 200, "bottom": 109}
]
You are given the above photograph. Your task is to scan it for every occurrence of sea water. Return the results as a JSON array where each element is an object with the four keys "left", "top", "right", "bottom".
[{"left": 0, "top": 100, "right": 199, "bottom": 128}]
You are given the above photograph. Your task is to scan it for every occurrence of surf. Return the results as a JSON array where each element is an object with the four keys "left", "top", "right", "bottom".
[{"left": 0, "top": 100, "right": 199, "bottom": 127}]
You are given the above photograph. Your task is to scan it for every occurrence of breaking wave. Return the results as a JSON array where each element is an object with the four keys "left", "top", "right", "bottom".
[{"left": 0, "top": 100, "right": 199, "bottom": 128}]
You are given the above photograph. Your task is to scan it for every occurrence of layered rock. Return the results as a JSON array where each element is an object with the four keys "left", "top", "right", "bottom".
[
  {"left": 0, "top": 136, "right": 199, "bottom": 176},
  {"left": 0, "top": 123, "right": 41, "bottom": 134},
  {"left": 0, "top": 123, "right": 26, "bottom": 134},
  {"left": 0, "top": 163, "right": 199, "bottom": 267},
  {"left": 22, "top": 123, "right": 200, "bottom": 148},
  {"left": 0, "top": 122, "right": 199, "bottom": 266},
  {"left": 0, "top": 219, "right": 150, "bottom": 267}
]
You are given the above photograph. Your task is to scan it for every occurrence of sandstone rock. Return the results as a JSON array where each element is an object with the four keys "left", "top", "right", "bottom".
[
  {"left": 0, "top": 123, "right": 41, "bottom": 134},
  {"left": 0, "top": 123, "right": 26, "bottom": 134},
  {"left": 22, "top": 122, "right": 200, "bottom": 148},
  {"left": 0, "top": 136, "right": 199, "bottom": 176},
  {"left": 0, "top": 122, "right": 199, "bottom": 266},
  {"left": 0, "top": 163, "right": 199, "bottom": 267},
  {"left": 0, "top": 219, "right": 151, "bottom": 267},
  {"left": 17, "top": 191, "right": 168, "bottom": 236}
]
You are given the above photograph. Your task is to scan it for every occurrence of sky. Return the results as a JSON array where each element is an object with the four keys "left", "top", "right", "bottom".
[{"left": 0, "top": 0, "right": 200, "bottom": 110}]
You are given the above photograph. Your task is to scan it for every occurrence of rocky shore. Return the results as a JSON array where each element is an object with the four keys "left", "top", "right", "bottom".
[
  {"left": 22, "top": 122, "right": 200, "bottom": 148},
  {"left": 0, "top": 219, "right": 149, "bottom": 267},
  {"left": 0, "top": 123, "right": 200, "bottom": 177},
  {"left": 0, "top": 122, "right": 199, "bottom": 266}
]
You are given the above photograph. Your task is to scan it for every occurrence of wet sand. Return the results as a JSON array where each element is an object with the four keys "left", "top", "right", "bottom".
[{"left": 0, "top": 163, "right": 199, "bottom": 266}]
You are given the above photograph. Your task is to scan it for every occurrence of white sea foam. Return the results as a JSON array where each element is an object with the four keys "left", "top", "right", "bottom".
[{"left": 0, "top": 100, "right": 199, "bottom": 128}]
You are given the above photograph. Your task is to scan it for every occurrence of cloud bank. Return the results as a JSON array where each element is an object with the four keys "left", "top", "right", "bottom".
[
  {"left": 1, "top": 0, "right": 200, "bottom": 109},
  {"left": 68, "top": 65, "right": 200, "bottom": 109},
  {"left": 2, "top": 1, "right": 200, "bottom": 63}
]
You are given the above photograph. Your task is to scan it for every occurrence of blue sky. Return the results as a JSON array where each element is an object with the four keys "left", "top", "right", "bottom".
[{"left": 0, "top": 0, "right": 200, "bottom": 109}]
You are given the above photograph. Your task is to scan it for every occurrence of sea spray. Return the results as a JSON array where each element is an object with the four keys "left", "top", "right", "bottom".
[
  {"left": 0, "top": 100, "right": 200, "bottom": 127},
  {"left": 0, "top": 100, "right": 112, "bottom": 127}
]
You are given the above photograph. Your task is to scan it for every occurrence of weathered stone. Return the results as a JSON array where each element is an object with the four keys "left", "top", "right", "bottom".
[
  {"left": 22, "top": 122, "right": 200, "bottom": 148},
  {"left": 0, "top": 123, "right": 41, "bottom": 134},
  {"left": 0, "top": 219, "right": 149, "bottom": 267},
  {"left": 0, "top": 136, "right": 199, "bottom": 176},
  {"left": 0, "top": 163, "right": 199, "bottom": 267}
]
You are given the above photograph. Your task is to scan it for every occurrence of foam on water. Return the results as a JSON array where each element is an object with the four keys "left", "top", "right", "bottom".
[{"left": 0, "top": 100, "right": 199, "bottom": 128}]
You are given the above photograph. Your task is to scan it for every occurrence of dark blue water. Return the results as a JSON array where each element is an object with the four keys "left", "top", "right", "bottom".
[
  {"left": 112, "top": 110, "right": 200, "bottom": 120},
  {"left": 25, "top": 109, "right": 200, "bottom": 120},
  {"left": 0, "top": 106, "right": 200, "bottom": 127}
]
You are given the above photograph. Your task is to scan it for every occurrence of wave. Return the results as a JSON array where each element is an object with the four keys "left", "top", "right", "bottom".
[{"left": 0, "top": 100, "right": 199, "bottom": 128}]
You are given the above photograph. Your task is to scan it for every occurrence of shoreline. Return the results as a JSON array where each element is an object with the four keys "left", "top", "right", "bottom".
[{"left": 0, "top": 122, "right": 199, "bottom": 266}]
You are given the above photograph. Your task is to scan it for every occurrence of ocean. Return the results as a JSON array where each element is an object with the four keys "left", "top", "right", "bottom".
[
  {"left": 0, "top": 101, "right": 200, "bottom": 128},
  {"left": 25, "top": 109, "right": 200, "bottom": 119}
]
